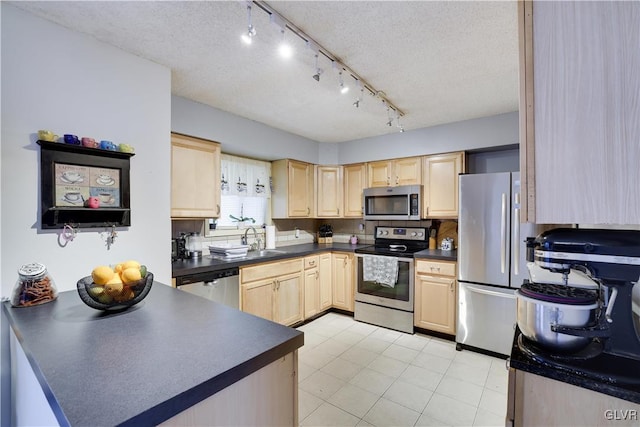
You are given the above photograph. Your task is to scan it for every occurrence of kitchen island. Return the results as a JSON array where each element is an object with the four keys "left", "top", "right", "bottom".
[{"left": 2, "top": 282, "right": 303, "bottom": 426}]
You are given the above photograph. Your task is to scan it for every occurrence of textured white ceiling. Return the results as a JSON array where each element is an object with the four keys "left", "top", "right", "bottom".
[{"left": 10, "top": 1, "right": 519, "bottom": 143}]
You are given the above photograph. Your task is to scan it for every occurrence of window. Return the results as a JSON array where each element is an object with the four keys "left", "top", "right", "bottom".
[{"left": 217, "top": 154, "right": 271, "bottom": 228}]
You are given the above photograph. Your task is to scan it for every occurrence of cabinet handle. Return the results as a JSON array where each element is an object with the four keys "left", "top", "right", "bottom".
[
  {"left": 276, "top": 279, "right": 280, "bottom": 290},
  {"left": 309, "top": 260, "right": 316, "bottom": 266},
  {"left": 344, "top": 258, "right": 347, "bottom": 267},
  {"left": 337, "top": 208, "right": 339, "bottom": 215},
  {"left": 216, "top": 204, "right": 220, "bottom": 215},
  {"left": 430, "top": 266, "right": 441, "bottom": 272},
  {"left": 315, "top": 271, "right": 319, "bottom": 279},
  {"left": 449, "top": 280, "right": 454, "bottom": 292},
  {"left": 307, "top": 207, "right": 310, "bottom": 215},
  {"left": 395, "top": 176, "right": 399, "bottom": 185},
  {"left": 272, "top": 280, "right": 276, "bottom": 291}
]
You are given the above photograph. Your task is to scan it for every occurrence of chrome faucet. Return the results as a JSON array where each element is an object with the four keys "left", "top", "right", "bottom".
[{"left": 242, "top": 226, "right": 262, "bottom": 251}]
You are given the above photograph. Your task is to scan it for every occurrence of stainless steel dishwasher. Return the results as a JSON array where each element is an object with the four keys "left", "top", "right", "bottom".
[{"left": 175, "top": 267, "right": 239, "bottom": 309}]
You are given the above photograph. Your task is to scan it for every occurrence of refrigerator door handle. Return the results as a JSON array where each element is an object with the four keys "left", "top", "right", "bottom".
[
  {"left": 513, "top": 207, "right": 520, "bottom": 276},
  {"left": 501, "top": 193, "right": 507, "bottom": 274},
  {"left": 466, "top": 285, "right": 517, "bottom": 299}
]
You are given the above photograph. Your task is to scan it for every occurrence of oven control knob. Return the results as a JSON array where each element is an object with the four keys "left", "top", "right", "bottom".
[
  {"left": 411, "top": 232, "right": 417, "bottom": 237},
  {"left": 417, "top": 232, "right": 424, "bottom": 237},
  {"left": 382, "top": 230, "right": 389, "bottom": 235}
]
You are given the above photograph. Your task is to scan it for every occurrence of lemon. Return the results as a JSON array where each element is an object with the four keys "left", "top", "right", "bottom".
[
  {"left": 92, "top": 266, "right": 115, "bottom": 285},
  {"left": 104, "top": 276, "right": 124, "bottom": 296},
  {"left": 121, "top": 260, "right": 141, "bottom": 270},
  {"left": 121, "top": 267, "right": 142, "bottom": 285},
  {"left": 114, "top": 263, "right": 124, "bottom": 274}
]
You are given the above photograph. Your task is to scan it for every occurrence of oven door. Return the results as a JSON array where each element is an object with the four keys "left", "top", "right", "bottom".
[{"left": 355, "top": 254, "right": 414, "bottom": 312}]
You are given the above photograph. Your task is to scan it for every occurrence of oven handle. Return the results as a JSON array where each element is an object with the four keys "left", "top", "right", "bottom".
[{"left": 355, "top": 254, "right": 415, "bottom": 263}]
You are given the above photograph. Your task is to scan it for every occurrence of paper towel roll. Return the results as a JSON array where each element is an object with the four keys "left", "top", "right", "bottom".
[{"left": 265, "top": 225, "right": 276, "bottom": 249}]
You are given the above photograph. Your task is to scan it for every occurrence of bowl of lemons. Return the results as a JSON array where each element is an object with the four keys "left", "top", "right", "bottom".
[{"left": 77, "top": 260, "right": 153, "bottom": 311}]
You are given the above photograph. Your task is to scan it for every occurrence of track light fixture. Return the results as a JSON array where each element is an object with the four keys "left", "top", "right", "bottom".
[
  {"left": 241, "top": 2, "right": 256, "bottom": 45},
  {"left": 312, "top": 53, "right": 322, "bottom": 82},
  {"left": 243, "top": 1, "right": 405, "bottom": 129},
  {"left": 339, "top": 71, "right": 349, "bottom": 94},
  {"left": 353, "top": 80, "right": 363, "bottom": 108},
  {"left": 278, "top": 27, "right": 293, "bottom": 58}
]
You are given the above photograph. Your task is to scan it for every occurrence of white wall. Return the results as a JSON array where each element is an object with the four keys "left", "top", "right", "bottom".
[
  {"left": 0, "top": 4, "right": 172, "bottom": 297},
  {"left": 338, "top": 112, "right": 519, "bottom": 164},
  {"left": 172, "top": 96, "right": 320, "bottom": 163}
]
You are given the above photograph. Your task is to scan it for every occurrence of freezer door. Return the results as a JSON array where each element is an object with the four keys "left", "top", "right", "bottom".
[
  {"left": 511, "top": 172, "right": 541, "bottom": 289},
  {"left": 456, "top": 282, "right": 517, "bottom": 356},
  {"left": 459, "top": 173, "right": 511, "bottom": 287}
]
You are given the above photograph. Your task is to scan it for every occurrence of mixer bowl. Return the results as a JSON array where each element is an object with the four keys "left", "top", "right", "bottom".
[{"left": 516, "top": 289, "right": 598, "bottom": 352}]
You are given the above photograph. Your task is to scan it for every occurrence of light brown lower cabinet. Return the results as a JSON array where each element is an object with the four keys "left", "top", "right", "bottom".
[
  {"left": 318, "top": 252, "right": 332, "bottom": 311},
  {"left": 303, "top": 256, "right": 320, "bottom": 319},
  {"left": 161, "top": 352, "right": 298, "bottom": 426},
  {"left": 332, "top": 252, "right": 355, "bottom": 312},
  {"left": 507, "top": 368, "right": 640, "bottom": 426},
  {"left": 240, "top": 258, "right": 303, "bottom": 326},
  {"left": 414, "top": 259, "right": 457, "bottom": 334}
]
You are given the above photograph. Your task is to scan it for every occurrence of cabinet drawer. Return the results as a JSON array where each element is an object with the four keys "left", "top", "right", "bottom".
[
  {"left": 304, "top": 255, "right": 320, "bottom": 269},
  {"left": 415, "top": 260, "right": 456, "bottom": 277},
  {"left": 241, "top": 258, "right": 303, "bottom": 283}
]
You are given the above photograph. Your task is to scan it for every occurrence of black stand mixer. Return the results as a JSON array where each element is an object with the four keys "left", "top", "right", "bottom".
[{"left": 527, "top": 228, "right": 640, "bottom": 361}]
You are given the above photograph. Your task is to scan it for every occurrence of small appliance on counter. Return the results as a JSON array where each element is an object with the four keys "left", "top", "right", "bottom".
[
  {"left": 172, "top": 233, "right": 188, "bottom": 261},
  {"left": 185, "top": 232, "right": 203, "bottom": 258},
  {"left": 515, "top": 228, "right": 640, "bottom": 386},
  {"left": 318, "top": 224, "right": 333, "bottom": 244}
]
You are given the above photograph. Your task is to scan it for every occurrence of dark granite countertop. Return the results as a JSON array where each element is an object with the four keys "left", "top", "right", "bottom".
[
  {"left": 2, "top": 283, "right": 304, "bottom": 426},
  {"left": 414, "top": 249, "right": 457, "bottom": 261},
  {"left": 509, "top": 326, "right": 640, "bottom": 404},
  {"left": 173, "top": 242, "right": 367, "bottom": 278},
  {"left": 173, "top": 243, "right": 457, "bottom": 279}
]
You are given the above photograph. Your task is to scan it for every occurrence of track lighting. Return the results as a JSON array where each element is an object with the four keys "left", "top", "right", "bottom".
[
  {"left": 278, "top": 28, "right": 293, "bottom": 58},
  {"left": 241, "top": 2, "right": 256, "bottom": 45},
  {"left": 353, "top": 80, "right": 363, "bottom": 108},
  {"left": 396, "top": 112, "right": 405, "bottom": 132},
  {"left": 241, "top": 1, "right": 405, "bottom": 123},
  {"left": 312, "top": 53, "right": 322, "bottom": 82}
]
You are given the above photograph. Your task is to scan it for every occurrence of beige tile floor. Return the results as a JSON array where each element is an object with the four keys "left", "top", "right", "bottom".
[{"left": 297, "top": 312, "right": 508, "bottom": 427}]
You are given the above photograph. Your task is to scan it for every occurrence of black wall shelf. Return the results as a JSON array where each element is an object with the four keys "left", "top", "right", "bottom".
[{"left": 37, "top": 141, "right": 134, "bottom": 229}]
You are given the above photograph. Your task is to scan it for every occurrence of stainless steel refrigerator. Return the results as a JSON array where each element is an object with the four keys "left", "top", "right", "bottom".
[{"left": 456, "top": 172, "right": 540, "bottom": 356}]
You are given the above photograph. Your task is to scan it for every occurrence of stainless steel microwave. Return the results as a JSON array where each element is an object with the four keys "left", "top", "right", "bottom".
[{"left": 363, "top": 185, "right": 422, "bottom": 220}]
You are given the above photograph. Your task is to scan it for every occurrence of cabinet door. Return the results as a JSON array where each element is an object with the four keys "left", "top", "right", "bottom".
[
  {"left": 519, "top": 1, "right": 640, "bottom": 224},
  {"left": 288, "top": 160, "right": 311, "bottom": 217},
  {"left": 303, "top": 267, "right": 319, "bottom": 319},
  {"left": 316, "top": 166, "right": 343, "bottom": 217},
  {"left": 423, "top": 152, "right": 464, "bottom": 218},
  {"left": 367, "top": 161, "right": 392, "bottom": 187},
  {"left": 275, "top": 272, "right": 304, "bottom": 326},
  {"left": 170, "top": 134, "right": 221, "bottom": 218},
  {"left": 414, "top": 274, "right": 456, "bottom": 334},
  {"left": 343, "top": 163, "right": 366, "bottom": 217},
  {"left": 318, "top": 252, "right": 333, "bottom": 310},
  {"left": 241, "top": 279, "right": 275, "bottom": 322},
  {"left": 394, "top": 157, "right": 422, "bottom": 186},
  {"left": 332, "top": 252, "right": 354, "bottom": 311}
]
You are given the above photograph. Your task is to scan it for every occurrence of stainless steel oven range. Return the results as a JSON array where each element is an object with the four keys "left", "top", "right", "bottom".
[{"left": 355, "top": 226, "right": 428, "bottom": 334}]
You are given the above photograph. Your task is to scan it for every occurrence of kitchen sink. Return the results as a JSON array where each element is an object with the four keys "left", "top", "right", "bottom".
[{"left": 246, "top": 249, "right": 287, "bottom": 258}]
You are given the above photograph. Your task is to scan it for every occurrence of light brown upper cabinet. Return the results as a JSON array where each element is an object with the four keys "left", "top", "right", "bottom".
[
  {"left": 343, "top": 163, "right": 366, "bottom": 217},
  {"left": 315, "top": 166, "right": 343, "bottom": 218},
  {"left": 422, "top": 152, "right": 465, "bottom": 218},
  {"left": 272, "top": 159, "right": 314, "bottom": 218},
  {"left": 170, "top": 133, "right": 220, "bottom": 218},
  {"left": 519, "top": 1, "right": 640, "bottom": 224},
  {"left": 367, "top": 157, "right": 421, "bottom": 188}
]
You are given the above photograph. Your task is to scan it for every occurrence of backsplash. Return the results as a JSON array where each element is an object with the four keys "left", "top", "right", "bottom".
[{"left": 171, "top": 218, "right": 445, "bottom": 254}]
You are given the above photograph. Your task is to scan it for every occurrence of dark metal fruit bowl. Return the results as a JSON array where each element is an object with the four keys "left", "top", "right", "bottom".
[{"left": 77, "top": 272, "right": 153, "bottom": 311}]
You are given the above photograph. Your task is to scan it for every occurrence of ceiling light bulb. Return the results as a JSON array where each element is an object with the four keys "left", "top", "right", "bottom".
[
  {"left": 339, "top": 71, "right": 349, "bottom": 94},
  {"left": 278, "top": 28, "right": 292, "bottom": 58},
  {"left": 241, "top": 3, "right": 256, "bottom": 45}
]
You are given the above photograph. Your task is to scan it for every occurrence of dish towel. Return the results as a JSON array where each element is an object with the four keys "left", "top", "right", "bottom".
[{"left": 362, "top": 255, "right": 399, "bottom": 288}]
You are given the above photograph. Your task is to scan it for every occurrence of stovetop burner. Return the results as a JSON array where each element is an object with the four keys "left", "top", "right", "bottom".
[{"left": 355, "top": 226, "right": 428, "bottom": 257}]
